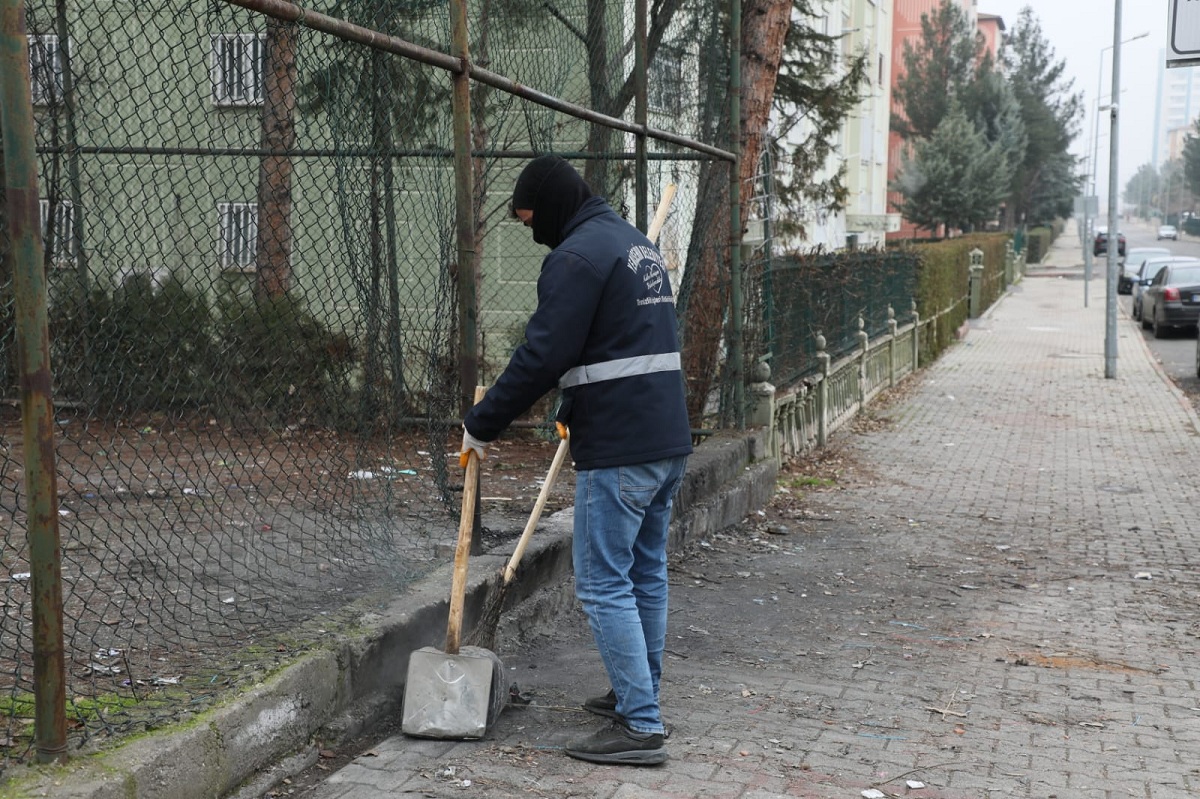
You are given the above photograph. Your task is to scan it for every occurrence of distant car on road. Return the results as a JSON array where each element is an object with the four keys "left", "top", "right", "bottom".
[
  {"left": 1093, "top": 227, "right": 1126, "bottom": 257},
  {"left": 1120, "top": 247, "right": 1172, "bottom": 294},
  {"left": 1133, "top": 256, "right": 1200, "bottom": 322},
  {"left": 1158, "top": 224, "right": 1179, "bottom": 240},
  {"left": 1140, "top": 260, "right": 1200, "bottom": 338}
]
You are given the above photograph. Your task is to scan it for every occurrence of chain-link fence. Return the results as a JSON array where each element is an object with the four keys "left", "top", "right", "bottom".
[
  {"left": 748, "top": 249, "right": 921, "bottom": 388},
  {"left": 1, "top": 0, "right": 735, "bottom": 769}
]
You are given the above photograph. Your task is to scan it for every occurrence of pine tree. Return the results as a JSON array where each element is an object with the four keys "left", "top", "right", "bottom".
[
  {"left": 1001, "top": 6, "right": 1082, "bottom": 225},
  {"left": 892, "top": 0, "right": 979, "bottom": 140},
  {"left": 892, "top": 103, "right": 1009, "bottom": 233}
]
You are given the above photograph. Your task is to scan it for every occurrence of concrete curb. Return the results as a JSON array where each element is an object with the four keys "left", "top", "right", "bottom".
[{"left": 12, "top": 431, "right": 777, "bottom": 799}]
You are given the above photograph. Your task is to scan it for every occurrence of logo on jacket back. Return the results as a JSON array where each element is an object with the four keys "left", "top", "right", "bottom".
[{"left": 628, "top": 245, "right": 667, "bottom": 297}]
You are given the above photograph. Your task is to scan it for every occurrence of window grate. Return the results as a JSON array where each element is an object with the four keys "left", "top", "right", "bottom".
[
  {"left": 211, "top": 33, "right": 265, "bottom": 107},
  {"left": 38, "top": 198, "right": 76, "bottom": 266},
  {"left": 218, "top": 202, "right": 259, "bottom": 269},
  {"left": 28, "top": 34, "right": 63, "bottom": 106}
]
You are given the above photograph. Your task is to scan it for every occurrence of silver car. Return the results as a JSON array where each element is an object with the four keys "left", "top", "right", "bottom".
[
  {"left": 1120, "top": 247, "right": 1171, "bottom": 294},
  {"left": 1133, "top": 256, "right": 1200, "bottom": 322}
]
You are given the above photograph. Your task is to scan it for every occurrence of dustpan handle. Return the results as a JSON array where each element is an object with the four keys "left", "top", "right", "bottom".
[{"left": 446, "top": 385, "right": 486, "bottom": 654}]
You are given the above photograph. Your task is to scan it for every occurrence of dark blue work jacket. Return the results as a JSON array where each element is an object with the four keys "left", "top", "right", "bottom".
[{"left": 464, "top": 197, "right": 693, "bottom": 470}]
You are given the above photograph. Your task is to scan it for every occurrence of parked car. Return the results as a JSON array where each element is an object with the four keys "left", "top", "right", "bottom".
[
  {"left": 1158, "top": 224, "right": 1179, "bottom": 240},
  {"left": 1140, "top": 260, "right": 1200, "bottom": 337},
  {"left": 1120, "top": 247, "right": 1172, "bottom": 294},
  {"left": 1093, "top": 227, "right": 1127, "bottom": 257},
  {"left": 1132, "top": 256, "right": 1199, "bottom": 322}
]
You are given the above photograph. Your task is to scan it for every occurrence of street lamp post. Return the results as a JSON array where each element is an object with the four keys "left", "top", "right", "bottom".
[
  {"left": 1084, "top": 29, "right": 1147, "bottom": 310},
  {"left": 1092, "top": 32, "right": 1147, "bottom": 198},
  {"left": 1105, "top": 0, "right": 1125, "bottom": 380}
]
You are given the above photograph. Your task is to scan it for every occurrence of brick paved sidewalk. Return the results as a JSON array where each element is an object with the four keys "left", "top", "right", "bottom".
[{"left": 303, "top": 231, "right": 1200, "bottom": 799}]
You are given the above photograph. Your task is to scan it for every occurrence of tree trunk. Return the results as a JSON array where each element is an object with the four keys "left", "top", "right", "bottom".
[
  {"left": 256, "top": 16, "right": 297, "bottom": 298},
  {"left": 679, "top": 0, "right": 789, "bottom": 425},
  {"left": 583, "top": 0, "right": 618, "bottom": 198}
]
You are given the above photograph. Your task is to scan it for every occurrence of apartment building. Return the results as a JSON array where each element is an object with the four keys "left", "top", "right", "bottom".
[
  {"left": 887, "top": 0, "right": 1009, "bottom": 240},
  {"left": 1153, "top": 57, "right": 1200, "bottom": 168},
  {"left": 772, "top": 0, "right": 896, "bottom": 251}
]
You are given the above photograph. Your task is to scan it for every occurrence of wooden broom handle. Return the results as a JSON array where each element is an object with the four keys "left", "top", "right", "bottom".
[
  {"left": 445, "top": 385, "right": 487, "bottom": 654},
  {"left": 502, "top": 426, "right": 570, "bottom": 584},
  {"left": 647, "top": 183, "right": 676, "bottom": 244}
]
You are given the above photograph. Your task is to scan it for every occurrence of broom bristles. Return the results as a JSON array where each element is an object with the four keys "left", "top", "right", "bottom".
[{"left": 466, "top": 573, "right": 510, "bottom": 650}]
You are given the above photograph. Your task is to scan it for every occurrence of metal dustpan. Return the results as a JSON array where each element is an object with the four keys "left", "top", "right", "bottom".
[
  {"left": 402, "top": 387, "right": 505, "bottom": 739},
  {"left": 402, "top": 644, "right": 504, "bottom": 739}
]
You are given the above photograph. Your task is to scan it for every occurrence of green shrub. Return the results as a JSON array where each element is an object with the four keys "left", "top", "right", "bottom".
[
  {"left": 50, "top": 274, "right": 216, "bottom": 412},
  {"left": 44, "top": 277, "right": 354, "bottom": 426},
  {"left": 213, "top": 292, "right": 355, "bottom": 426},
  {"left": 910, "top": 233, "right": 1009, "bottom": 362},
  {"left": 1024, "top": 227, "right": 1053, "bottom": 264}
]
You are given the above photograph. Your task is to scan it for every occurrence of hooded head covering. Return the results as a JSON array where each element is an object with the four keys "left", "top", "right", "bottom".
[{"left": 511, "top": 155, "right": 594, "bottom": 248}]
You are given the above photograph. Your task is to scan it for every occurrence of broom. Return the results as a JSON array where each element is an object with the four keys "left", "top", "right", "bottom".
[
  {"left": 466, "top": 185, "right": 678, "bottom": 650},
  {"left": 467, "top": 422, "right": 570, "bottom": 650}
]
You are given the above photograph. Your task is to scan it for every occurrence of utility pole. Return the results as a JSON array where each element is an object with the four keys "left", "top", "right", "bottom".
[{"left": 1104, "top": 0, "right": 1122, "bottom": 379}]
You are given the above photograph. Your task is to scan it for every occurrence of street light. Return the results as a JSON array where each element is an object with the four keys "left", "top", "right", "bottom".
[
  {"left": 1104, "top": 5, "right": 1135, "bottom": 380},
  {"left": 1082, "top": 29, "right": 1147, "bottom": 309},
  {"left": 1091, "top": 32, "right": 1147, "bottom": 198}
]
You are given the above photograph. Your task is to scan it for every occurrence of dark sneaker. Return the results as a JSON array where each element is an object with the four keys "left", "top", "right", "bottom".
[
  {"left": 583, "top": 689, "right": 672, "bottom": 739},
  {"left": 564, "top": 722, "right": 667, "bottom": 766},
  {"left": 583, "top": 689, "right": 620, "bottom": 720}
]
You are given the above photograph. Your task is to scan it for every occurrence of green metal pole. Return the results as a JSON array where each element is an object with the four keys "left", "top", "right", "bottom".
[
  {"left": 450, "top": 0, "right": 477, "bottom": 415},
  {"left": 729, "top": 0, "right": 744, "bottom": 428},
  {"left": 0, "top": 0, "right": 68, "bottom": 764},
  {"left": 634, "top": 0, "right": 647, "bottom": 232}
]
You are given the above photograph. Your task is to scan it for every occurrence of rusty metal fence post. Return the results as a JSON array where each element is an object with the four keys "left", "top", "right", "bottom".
[{"left": 0, "top": 0, "right": 68, "bottom": 764}]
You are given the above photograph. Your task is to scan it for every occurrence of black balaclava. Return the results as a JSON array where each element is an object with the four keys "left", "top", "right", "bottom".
[{"left": 511, "top": 155, "right": 594, "bottom": 248}]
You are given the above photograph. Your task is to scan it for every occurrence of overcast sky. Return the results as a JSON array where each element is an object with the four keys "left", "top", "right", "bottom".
[{"left": 980, "top": 0, "right": 1172, "bottom": 206}]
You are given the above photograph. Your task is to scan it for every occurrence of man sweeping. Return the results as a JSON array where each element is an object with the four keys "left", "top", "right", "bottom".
[{"left": 461, "top": 155, "right": 691, "bottom": 766}]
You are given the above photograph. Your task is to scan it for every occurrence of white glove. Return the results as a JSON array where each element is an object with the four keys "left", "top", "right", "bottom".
[{"left": 460, "top": 427, "right": 489, "bottom": 468}]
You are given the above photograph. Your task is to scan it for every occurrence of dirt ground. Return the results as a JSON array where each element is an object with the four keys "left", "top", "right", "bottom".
[{"left": 0, "top": 406, "right": 574, "bottom": 770}]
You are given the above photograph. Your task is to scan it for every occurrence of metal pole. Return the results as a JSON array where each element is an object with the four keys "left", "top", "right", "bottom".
[
  {"left": 449, "top": 0, "right": 477, "bottom": 414},
  {"left": 1105, "top": 0, "right": 1122, "bottom": 379},
  {"left": 729, "top": 0, "right": 744, "bottom": 428},
  {"left": 220, "top": 0, "right": 736, "bottom": 163},
  {"left": 0, "top": 0, "right": 68, "bottom": 763},
  {"left": 634, "top": 0, "right": 647, "bottom": 232}
]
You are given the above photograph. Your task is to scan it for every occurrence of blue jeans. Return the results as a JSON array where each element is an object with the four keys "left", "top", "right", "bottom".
[{"left": 572, "top": 455, "right": 688, "bottom": 735}]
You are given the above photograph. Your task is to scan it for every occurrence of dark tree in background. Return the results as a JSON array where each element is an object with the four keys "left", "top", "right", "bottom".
[
  {"left": 1181, "top": 120, "right": 1200, "bottom": 210},
  {"left": 1000, "top": 6, "right": 1082, "bottom": 226},
  {"left": 1122, "top": 163, "right": 1161, "bottom": 217},
  {"left": 961, "top": 51, "right": 1027, "bottom": 193},
  {"left": 890, "top": 2, "right": 1080, "bottom": 232},
  {"left": 892, "top": 102, "right": 1009, "bottom": 233},
  {"left": 891, "top": 0, "right": 979, "bottom": 141}
]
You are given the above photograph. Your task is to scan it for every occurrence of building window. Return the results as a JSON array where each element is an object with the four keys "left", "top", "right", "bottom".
[
  {"left": 28, "top": 34, "right": 63, "bottom": 106},
  {"left": 211, "top": 34, "right": 264, "bottom": 107},
  {"left": 648, "top": 46, "right": 684, "bottom": 117},
  {"left": 219, "top": 202, "right": 258, "bottom": 269},
  {"left": 39, "top": 198, "right": 76, "bottom": 266}
]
